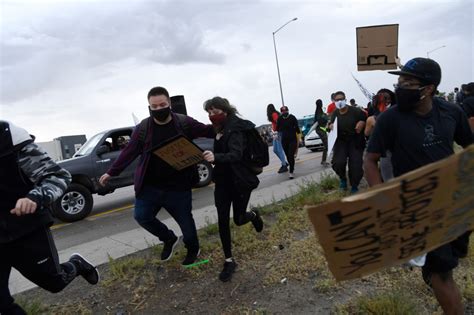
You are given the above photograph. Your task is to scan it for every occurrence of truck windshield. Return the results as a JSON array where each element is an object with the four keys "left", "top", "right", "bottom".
[{"left": 73, "top": 132, "right": 106, "bottom": 157}]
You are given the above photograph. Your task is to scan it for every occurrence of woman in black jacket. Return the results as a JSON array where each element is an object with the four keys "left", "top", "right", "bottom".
[{"left": 202, "top": 97, "right": 263, "bottom": 282}]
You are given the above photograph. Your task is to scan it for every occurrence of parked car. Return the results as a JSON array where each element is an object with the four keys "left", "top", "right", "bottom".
[
  {"left": 304, "top": 123, "right": 324, "bottom": 152},
  {"left": 297, "top": 114, "right": 315, "bottom": 146},
  {"left": 54, "top": 126, "right": 213, "bottom": 222}
]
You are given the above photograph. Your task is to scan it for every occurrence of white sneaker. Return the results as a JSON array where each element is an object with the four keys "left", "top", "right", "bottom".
[{"left": 289, "top": 173, "right": 294, "bottom": 179}]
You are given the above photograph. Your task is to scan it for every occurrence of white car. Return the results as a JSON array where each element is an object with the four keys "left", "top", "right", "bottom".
[{"left": 304, "top": 123, "right": 324, "bottom": 152}]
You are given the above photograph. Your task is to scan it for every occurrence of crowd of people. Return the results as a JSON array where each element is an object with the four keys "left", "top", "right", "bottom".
[{"left": 1, "top": 57, "right": 473, "bottom": 315}]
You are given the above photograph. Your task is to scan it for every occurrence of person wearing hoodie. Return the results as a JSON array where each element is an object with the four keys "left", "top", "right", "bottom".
[
  {"left": 276, "top": 106, "right": 301, "bottom": 179},
  {"left": 0, "top": 121, "right": 99, "bottom": 315},
  {"left": 202, "top": 97, "right": 264, "bottom": 282},
  {"left": 328, "top": 91, "right": 367, "bottom": 193}
]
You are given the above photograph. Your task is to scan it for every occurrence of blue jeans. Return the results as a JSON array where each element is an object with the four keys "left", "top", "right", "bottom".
[
  {"left": 134, "top": 186, "right": 199, "bottom": 250},
  {"left": 273, "top": 133, "right": 287, "bottom": 166}
]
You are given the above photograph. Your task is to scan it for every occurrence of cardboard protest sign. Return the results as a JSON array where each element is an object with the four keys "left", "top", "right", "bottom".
[
  {"left": 152, "top": 135, "right": 203, "bottom": 171},
  {"left": 327, "top": 117, "right": 338, "bottom": 154},
  {"left": 307, "top": 145, "right": 474, "bottom": 281},
  {"left": 356, "top": 24, "right": 398, "bottom": 71}
]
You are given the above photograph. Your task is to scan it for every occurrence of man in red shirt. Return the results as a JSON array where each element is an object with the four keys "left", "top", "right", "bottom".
[{"left": 326, "top": 93, "right": 336, "bottom": 115}]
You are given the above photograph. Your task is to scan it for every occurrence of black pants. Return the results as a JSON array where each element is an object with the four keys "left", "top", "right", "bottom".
[
  {"left": 0, "top": 227, "right": 76, "bottom": 315},
  {"left": 281, "top": 138, "right": 297, "bottom": 173},
  {"left": 215, "top": 180, "right": 254, "bottom": 259},
  {"left": 316, "top": 127, "right": 328, "bottom": 163},
  {"left": 331, "top": 137, "right": 364, "bottom": 187}
]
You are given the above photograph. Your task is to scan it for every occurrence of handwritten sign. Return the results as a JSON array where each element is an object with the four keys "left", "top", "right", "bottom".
[
  {"left": 153, "top": 136, "right": 203, "bottom": 171},
  {"left": 307, "top": 145, "right": 474, "bottom": 281}
]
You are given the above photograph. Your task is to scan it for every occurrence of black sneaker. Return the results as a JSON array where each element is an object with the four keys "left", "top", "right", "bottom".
[
  {"left": 182, "top": 248, "right": 201, "bottom": 266},
  {"left": 161, "top": 235, "right": 179, "bottom": 261},
  {"left": 69, "top": 253, "right": 100, "bottom": 285},
  {"left": 277, "top": 165, "right": 288, "bottom": 173},
  {"left": 251, "top": 209, "right": 263, "bottom": 233},
  {"left": 219, "top": 259, "right": 237, "bottom": 282}
]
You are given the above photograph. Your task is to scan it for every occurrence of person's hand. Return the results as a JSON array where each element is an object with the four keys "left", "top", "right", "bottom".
[
  {"left": 10, "top": 198, "right": 37, "bottom": 216},
  {"left": 203, "top": 150, "right": 215, "bottom": 163},
  {"left": 328, "top": 123, "right": 333, "bottom": 131},
  {"left": 99, "top": 173, "right": 111, "bottom": 187},
  {"left": 355, "top": 121, "right": 365, "bottom": 134}
]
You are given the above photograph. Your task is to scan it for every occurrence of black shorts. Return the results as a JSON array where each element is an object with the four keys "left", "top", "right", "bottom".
[{"left": 422, "top": 231, "right": 471, "bottom": 277}]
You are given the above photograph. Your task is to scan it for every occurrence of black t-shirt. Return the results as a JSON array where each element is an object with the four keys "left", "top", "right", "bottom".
[
  {"left": 144, "top": 120, "right": 196, "bottom": 191},
  {"left": 276, "top": 114, "right": 300, "bottom": 142},
  {"left": 330, "top": 106, "right": 367, "bottom": 141},
  {"left": 367, "top": 98, "right": 473, "bottom": 177}
]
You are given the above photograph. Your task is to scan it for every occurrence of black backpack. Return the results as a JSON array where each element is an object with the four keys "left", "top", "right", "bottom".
[{"left": 243, "top": 128, "right": 270, "bottom": 175}]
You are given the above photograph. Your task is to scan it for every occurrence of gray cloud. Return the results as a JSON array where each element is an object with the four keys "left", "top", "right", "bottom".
[{"left": 1, "top": 0, "right": 227, "bottom": 102}]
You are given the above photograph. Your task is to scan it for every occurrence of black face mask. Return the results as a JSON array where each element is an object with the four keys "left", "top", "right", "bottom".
[
  {"left": 395, "top": 87, "right": 425, "bottom": 112},
  {"left": 282, "top": 112, "right": 289, "bottom": 118},
  {"left": 149, "top": 106, "right": 171, "bottom": 122}
]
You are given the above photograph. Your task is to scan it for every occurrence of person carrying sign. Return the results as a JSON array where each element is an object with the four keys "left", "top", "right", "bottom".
[
  {"left": 202, "top": 97, "right": 264, "bottom": 282},
  {"left": 364, "top": 57, "right": 473, "bottom": 315},
  {"left": 99, "top": 87, "right": 214, "bottom": 266},
  {"left": 1, "top": 121, "right": 99, "bottom": 315},
  {"left": 328, "top": 91, "right": 367, "bottom": 193}
]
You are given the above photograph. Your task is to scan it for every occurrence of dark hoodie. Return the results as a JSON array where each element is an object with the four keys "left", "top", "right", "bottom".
[
  {"left": 212, "top": 114, "right": 259, "bottom": 191},
  {"left": 0, "top": 121, "right": 71, "bottom": 243}
]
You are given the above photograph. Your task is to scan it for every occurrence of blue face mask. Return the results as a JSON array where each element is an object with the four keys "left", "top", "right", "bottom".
[{"left": 335, "top": 100, "right": 347, "bottom": 109}]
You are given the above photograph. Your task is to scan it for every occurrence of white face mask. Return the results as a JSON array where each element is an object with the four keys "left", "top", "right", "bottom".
[{"left": 335, "top": 100, "right": 347, "bottom": 109}]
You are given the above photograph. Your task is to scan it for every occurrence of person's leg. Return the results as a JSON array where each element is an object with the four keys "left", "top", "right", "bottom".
[
  {"left": 162, "top": 190, "right": 199, "bottom": 253},
  {"left": 232, "top": 188, "right": 254, "bottom": 227},
  {"left": 10, "top": 227, "right": 78, "bottom": 294},
  {"left": 331, "top": 139, "right": 349, "bottom": 189},
  {"left": 422, "top": 243, "right": 464, "bottom": 315},
  {"left": 347, "top": 138, "right": 364, "bottom": 192},
  {"left": 316, "top": 128, "right": 328, "bottom": 164},
  {"left": 214, "top": 183, "right": 233, "bottom": 259},
  {"left": 0, "top": 243, "right": 27, "bottom": 315},
  {"left": 287, "top": 141, "right": 297, "bottom": 174},
  {"left": 133, "top": 186, "right": 175, "bottom": 242},
  {"left": 273, "top": 136, "right": 287, "bottom": 167}
]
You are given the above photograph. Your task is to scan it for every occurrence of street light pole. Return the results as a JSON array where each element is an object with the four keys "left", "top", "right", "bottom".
[
  {"left": 272, "top": 17, "right": 297, "bottom": 107},
  {"left": 427, "top": 45, "right": 446, "bottom": 59}
]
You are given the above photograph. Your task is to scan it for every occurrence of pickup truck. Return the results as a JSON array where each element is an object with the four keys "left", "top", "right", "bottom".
[{"left": 54, "top": 126, "right": 213, "bottom": 222}]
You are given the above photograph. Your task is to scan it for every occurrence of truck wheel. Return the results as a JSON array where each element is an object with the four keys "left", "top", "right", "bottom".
[
  {"left": 194, "top": 161, "right": 213, "bottom": 188},
  {"left": 52, "top": 183, "right": 93, "bottom": 222}
]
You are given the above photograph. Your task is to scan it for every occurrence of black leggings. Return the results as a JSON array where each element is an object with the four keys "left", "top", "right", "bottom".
[
  {"left": 214, "top": 181, "right": 254, "bottom": 259},
  {"left": 0, "top": 227, "right": 76, "bottom": 315},
  {"left": 281, "top": 139, "right": 297, "bottom": 173}
]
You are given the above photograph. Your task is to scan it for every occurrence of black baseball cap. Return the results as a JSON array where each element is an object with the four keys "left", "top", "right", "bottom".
[{"left": 389, "top": 57, "right": 442, "bottom": 86}]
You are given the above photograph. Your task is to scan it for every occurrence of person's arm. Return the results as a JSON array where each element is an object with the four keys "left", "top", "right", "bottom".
[
  {"left": 355, "top": 108, "right": 367, "bottom": 134},
  {"left": 364, "top": 152, "right": 383, "bottom": 186},
  {"left": 364, "top": 116, "right": 376, "bottom": 137},
  {"left": 293, "top": 116, "right": 301, "bottom": 134},
  {"left": 212, "top": 132, "right": 246, "bottom": 163},
  {"left": 106, "top": 126, "right": 143, "bottom": 177},
  {"left": 185, "top": 116, "right": 215, "bottom": 139},
  {"left": 454, "top": 108, "right": 474, "bottom": 148},
  {"left": 14, "top": 143, "right": 72, "bottom": 214}
]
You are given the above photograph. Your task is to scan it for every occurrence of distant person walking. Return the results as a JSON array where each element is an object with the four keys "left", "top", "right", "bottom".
[
  {"left": 202, "top": 97, "right": 263, "bottom": 282},
  {"left": 99, "top": 86, "right": 215, "bottom": 266},
  {"left": 314, "top": 99, "right": 329, "bottom": 166},
  {"left": 276, "top": 106, "right": 300, "bottom": 179},
  {"left": 1, "top": 121, "right": 99, "bottom": 315},
  {"left": 267, "top": 104, "right": 288, "bottom": 173},
  {"left": 328, "top": 91, "right": 367, "bottom": 193}
]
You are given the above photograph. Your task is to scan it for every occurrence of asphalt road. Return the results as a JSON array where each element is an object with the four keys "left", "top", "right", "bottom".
[{"left": 52, "top": 148, "right": 327, "bottom": 251}]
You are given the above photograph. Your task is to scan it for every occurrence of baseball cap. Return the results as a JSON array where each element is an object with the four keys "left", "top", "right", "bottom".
[
  {"left": 280, "top": 106, "right": 289, "bottom": 112},
  {"left": 389, "top": 57, "right": 442, "bottom": 86}
]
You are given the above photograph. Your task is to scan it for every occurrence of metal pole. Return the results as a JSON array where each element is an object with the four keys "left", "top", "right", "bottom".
[
  {"left": 272, "top": 18, "right": 297, "bottom": 107},
  {"left": 273, "top": 32, "right": 285, "bottom": 107},
  {"left": 426, "top": 45, "right": 446, "bottom": 59}
]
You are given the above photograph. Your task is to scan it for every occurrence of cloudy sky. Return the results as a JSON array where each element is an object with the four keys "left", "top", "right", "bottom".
[{"left": 1, "top": 0, "right": 473, "bottom": 141}]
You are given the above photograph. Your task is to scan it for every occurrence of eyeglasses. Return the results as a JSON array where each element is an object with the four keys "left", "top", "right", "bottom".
[{"left": 393, "top": 83, "right": 424, "bottom": 89}]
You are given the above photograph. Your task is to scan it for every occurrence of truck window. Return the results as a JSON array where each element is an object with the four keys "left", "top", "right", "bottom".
[{"left": 73, "top": 132, "right": 106, "bottom": 157}]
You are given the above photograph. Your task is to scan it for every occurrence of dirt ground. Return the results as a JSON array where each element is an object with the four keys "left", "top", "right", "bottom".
[{"left": 14, "top": 178, "right": 474, "bottom": 315}]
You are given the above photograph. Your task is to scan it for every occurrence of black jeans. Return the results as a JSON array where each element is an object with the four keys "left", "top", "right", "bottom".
[
  {"left": 214, "top": 180, "right": 254, "bottom": 259},
  {"left": 0, "top": 227, "right": 76, "bottom": 315},
  {"left": 316, "top": 127, "right": 328, "bottom": 163},
  {"left": 281, "top": 138, "right": 297, "bottom": 173},
  {"left": 331, "top": 137, "right": 364, "bottom": 187}
]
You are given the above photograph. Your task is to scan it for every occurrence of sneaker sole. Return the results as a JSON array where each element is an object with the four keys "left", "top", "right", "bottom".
[
  {"left": 161, "top": 237, "right": 180, "bottom": 262},
  {"left": 182, "top": 249, "right": 201, "bottom": 266},
  {"left": 71, "top": 253, "right": 100, "bottom": 284}
]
